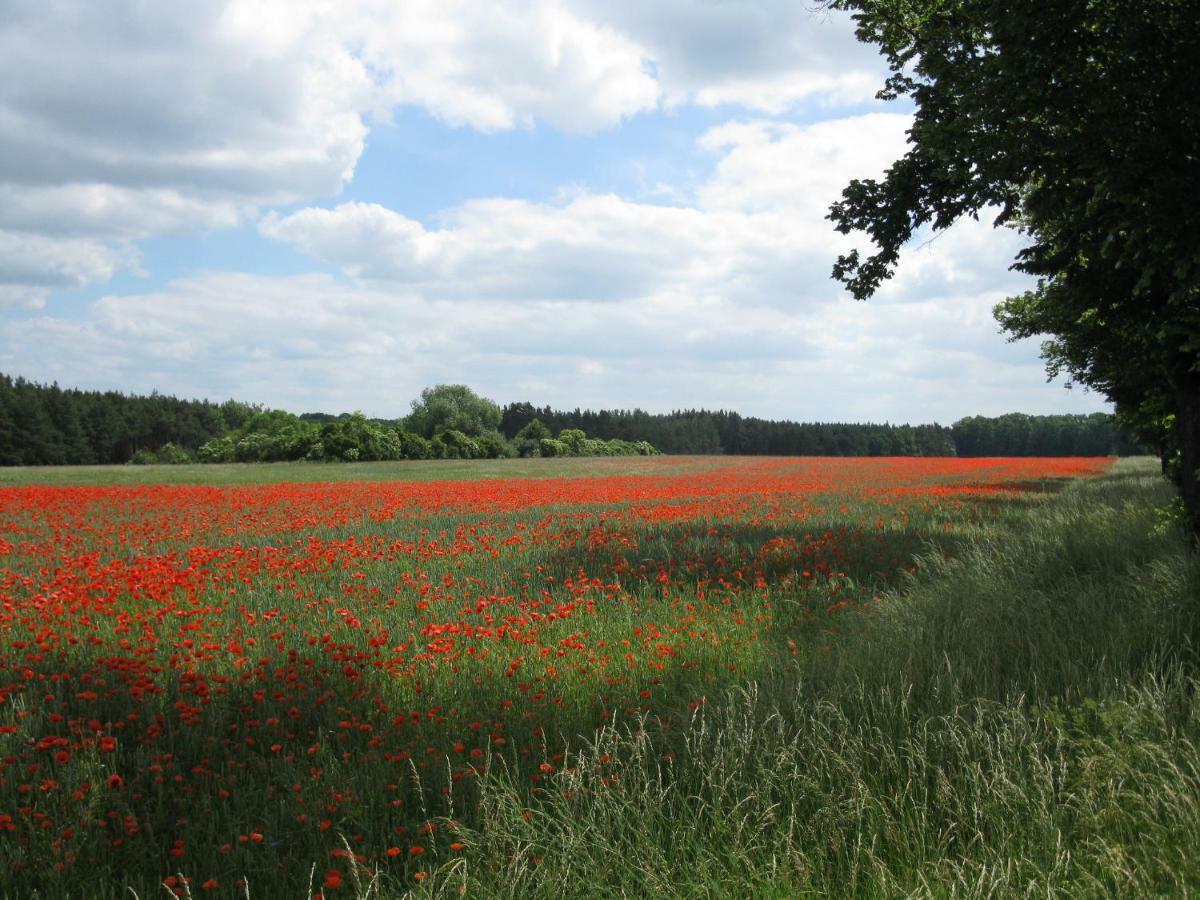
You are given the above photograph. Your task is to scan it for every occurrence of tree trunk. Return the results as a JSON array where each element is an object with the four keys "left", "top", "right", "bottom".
[{"left": 1176, "top": 368, "right": 1200, "bottom": 545}]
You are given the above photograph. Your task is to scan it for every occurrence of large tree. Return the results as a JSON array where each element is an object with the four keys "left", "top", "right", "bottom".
[
  {"left": 404, "top": 384, "right": 503, "bottom": 439},
  {"left": 825, "top": 0, "right": 1200, "bottom": 537}
]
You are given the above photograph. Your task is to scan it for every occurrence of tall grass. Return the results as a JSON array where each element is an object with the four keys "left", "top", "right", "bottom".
[{"left": 418, "top": 461, "right": 1200, "bottom": 898}]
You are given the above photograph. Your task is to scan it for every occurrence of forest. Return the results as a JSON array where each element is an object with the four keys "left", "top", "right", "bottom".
[
  {"left": 500, "top": 403, "right": 1142, "bottom": 457},
  {"left": 0, "top": 372, "right": 1144, "bottom": 466}
]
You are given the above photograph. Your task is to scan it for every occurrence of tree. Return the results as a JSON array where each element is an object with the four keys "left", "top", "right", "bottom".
[
  {"left": 825, "top": 0, "right": 1200, "bottom": 537},
  {"left": 404, "top": 384, "right": 502, "bottom": 439},
  {"left": 514, "top": 418, "right": 552, "bottom": 457}
]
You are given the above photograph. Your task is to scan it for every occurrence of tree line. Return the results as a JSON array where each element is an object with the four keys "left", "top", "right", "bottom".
[
  {"left": 0, "top": 372, "right": 1144, "bottom": 465},
  {"left": 0, "top": 373, "right": 256, "bottom": 465},
  {"left": 500, "top": 403, "right": 1141, "bottom": 458}
]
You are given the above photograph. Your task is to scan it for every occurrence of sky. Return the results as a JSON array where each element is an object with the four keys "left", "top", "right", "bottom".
[{"left": 0, "top": 0, "right": 1109, "bottom": 423}]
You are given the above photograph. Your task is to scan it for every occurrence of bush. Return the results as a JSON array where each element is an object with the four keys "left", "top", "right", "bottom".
[
  {"left": 197, "top": 435, "right": 235, "bottom": 463},
  {"left": 513, "top": 419, "right": 552, "bottom": 456},
  {"left": 515, "top": 419, "right": 552, "bottom": 442},
  {"left": 155, "top": 442, "right": 192, "bottom": 465},
  {"left": 319, "top": 413, "right": 399, "bottom": 461},
  {"left": 396, "top": 430, "right": 433, "bottom": 460},
  {"left": 439, "top": 429, "right": 481, "bottom": 459},
  {"left": 558, "top": 428, "right": 587, "bottom": 456},
  {"left": 476, "top": 431, "right": 515, "bottom": 459}
]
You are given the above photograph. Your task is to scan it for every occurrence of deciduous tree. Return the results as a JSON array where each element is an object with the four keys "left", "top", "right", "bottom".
[{"left": 825, "top": 0, "right": 1200, "bottom": 537}]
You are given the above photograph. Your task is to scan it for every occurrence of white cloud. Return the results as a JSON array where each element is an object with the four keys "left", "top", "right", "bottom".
[
  {"left": 352, "top": 0, "right": 660, "bottom": 133},
  {"left": 258, "top": 113, "right": 914, "bottom": 308},
  {"left": 696, "top": 114, "right": 911, "bottom": 215},
  {"left": 0, "top": 0, "right": 373, "bottom": 297},
  {"left": 2, "top": 112, "right": 1107, "bottom": 421},
  {"left": 0, "top": 0, "right": 891, "bottom": 301},
  {"left": 0, "top": 2, "right": 1105, "bottom": 421},
  {"left": 0, "top": 269, "right": 1108, "bottom": 422},
  {"left": 566, "top": 0, "right": 886, "bottom": 110},
  {"left": 0, "top": 229, "right": 138, "bottom": 308}
]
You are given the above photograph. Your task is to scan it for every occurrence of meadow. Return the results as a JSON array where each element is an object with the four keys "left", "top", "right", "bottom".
[{"left": 1, "top": 456, "right": 1197, "bottom": 898}]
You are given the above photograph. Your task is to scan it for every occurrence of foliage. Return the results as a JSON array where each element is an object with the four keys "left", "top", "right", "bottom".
[
  {"left": 513, "top": 418, "right": 552, "bottom": 457},
  {"left": 396, "top": 430, "right": 434, "bottom": 461},
  {"left": 195, "top": 410, "right": 319, "bottom": 463},
  {"left": 154, "top": 442, "right": 192, "bottom": 465},
  {"left": 502, "top": 401, "right": 1138, "bottom": 458},
  {"left": 437, "top": 429, "right": 481, "bottom": 460},
  {"left": 316, "top": 412, "right": 402, "bottom": 462},
  {"left": 405, "top": 384, "right": 502, "bottom": 439},
  {"left": 475, "top": 431, "right": 516, "bottom": 460},
  {"left": 538, "top": 437, "right": 568, "bottom": 458},
  {"left": 515, "top": 419, "right": 551, "bottom": 442},
  {"left": 557, "top": 428, "right": 587, "bottom": 456},
  {"left": 825, "top": 0, "right": 1200, "bottom": 535},
  {"left": 128, "top": 448, "right": 158, "bottom": 466},
  {"left": 0, "top": 372, "right": 250, "bottom": 465},
  {"left": 2, "top": 373, "right": 1128, "bottom": 468},
  {"left": 952, "top": 412, "right": 1140, "bottom": 457}
]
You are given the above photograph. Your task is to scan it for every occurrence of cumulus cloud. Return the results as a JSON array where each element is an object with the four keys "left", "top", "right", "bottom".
[
  {"left": 0, "top": 0, "right": 373, "bottom": 297},
  {"left": 567, "top": 0, "right": 885, "bottom": 110},
  {"left": 0, "top": 0, "right": 658, "bottom": 300},
  {"left": 0, "top": 230, "right": 138, "bottom": 309},
  {"left": 0, "top": 0, "right": 887, "bottom": 302},
  {"left": 351, "top": 0, "right": 660, "bottom": 133},
  {"left": 0, "top": 1, "right": 1101, "bottom": 420},
  {"left": 0, "top": 269, "right": 1107, "bottom": 422},
  {"left": 3, "top": 113, "right": 1104, "bottom": 420},
  {"left": 257, "top": 113, "right": 914, "bottom": 309}
]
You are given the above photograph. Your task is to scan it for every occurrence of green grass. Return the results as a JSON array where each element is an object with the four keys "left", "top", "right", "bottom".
[
  {"left": 0, "top": 455, "right": 733, "bottom": 486},
  {"left": 417, "top": 460, "right": 1200, "bottom": 898}
]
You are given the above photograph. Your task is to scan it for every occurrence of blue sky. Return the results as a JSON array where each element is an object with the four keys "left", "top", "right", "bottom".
[{"left": 0, "top": 0, "right": 1108, "bottom": 422}]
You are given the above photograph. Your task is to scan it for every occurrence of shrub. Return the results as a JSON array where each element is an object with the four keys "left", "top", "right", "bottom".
[
  {"left": 396, "top": 431, "right": 433, "bottom": 460},
  {"left": 515, "top": 419, "right": 552, "bottom": 442},
  {"left": 197, "top": 435, "right": 235, "bottom": 463},
  {"left": 155, "top": 442, "right": 192, "bottom": 465},
  {"left": 475, "top": 431, "right": 515, "bottom": 459},
  {"left": 439, "top": 429, "right": 481, "bottom": 459},
  {"left": 558, "top": 429, "right": 587, "bottom": 455}
]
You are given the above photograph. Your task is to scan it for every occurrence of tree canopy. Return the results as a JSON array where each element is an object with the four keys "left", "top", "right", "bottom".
[
  {"left": 826, "top": 0, "right": 1200, "bottom": 536},
  {"left": 404, "top": 384, "right": 503, "bottom": 439}
]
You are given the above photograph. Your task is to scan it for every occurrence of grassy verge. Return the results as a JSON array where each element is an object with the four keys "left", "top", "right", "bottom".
[{"left": 421, "top": 459, "right": 1200, "bottom": 898}]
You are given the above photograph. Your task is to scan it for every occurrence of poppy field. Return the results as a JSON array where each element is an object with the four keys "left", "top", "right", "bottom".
[{"left": 0, "top": 454, "right": 1169, "bottom": 896}]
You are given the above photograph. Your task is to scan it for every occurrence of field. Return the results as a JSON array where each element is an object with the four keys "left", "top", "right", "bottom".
[{"left": 1, "top": 456, "right": 1198, "bottom": 898}]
